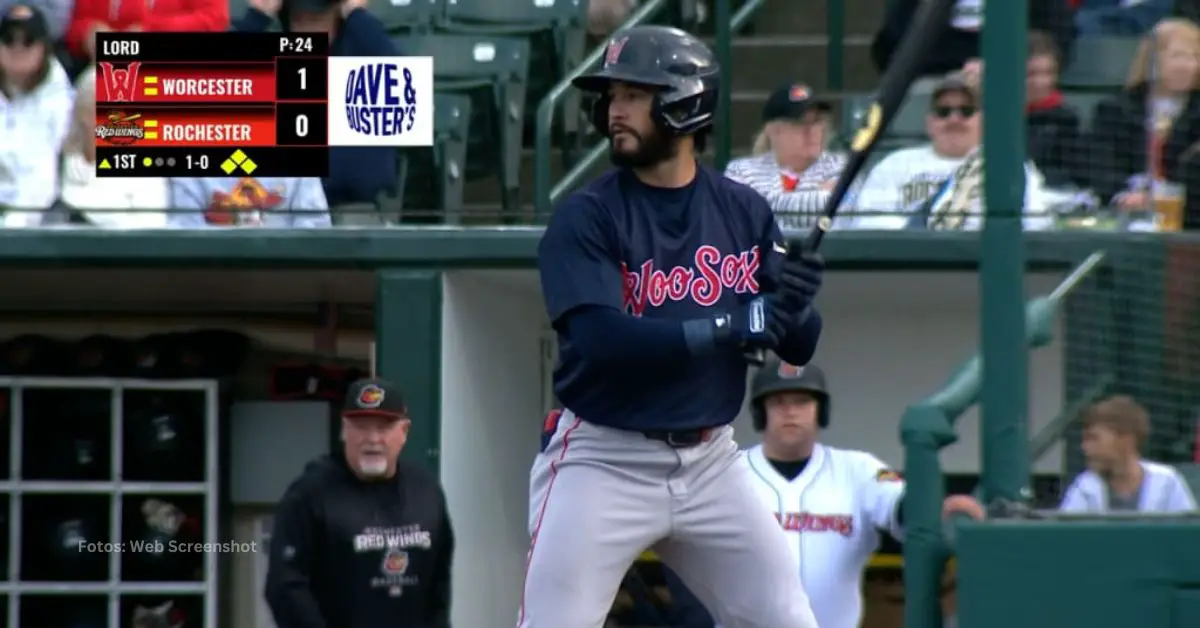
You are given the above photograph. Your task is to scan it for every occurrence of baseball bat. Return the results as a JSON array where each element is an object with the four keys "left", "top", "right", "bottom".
[{"left": 744, "top": 0, "right": 957, "bottom": 366}]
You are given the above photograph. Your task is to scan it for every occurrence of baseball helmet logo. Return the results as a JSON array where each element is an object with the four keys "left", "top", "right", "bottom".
[
  {"left": 788, "top": 84, "right": 811, "bottom": 102},
  {"left": 357, "top": 385, "right": 385, "bottom": 409},
  {"left": 604, "top": 36, "right": 627, "bottom": 67},
  {"left": 777, "top": 361, "right": 805, "bottom": 378}
]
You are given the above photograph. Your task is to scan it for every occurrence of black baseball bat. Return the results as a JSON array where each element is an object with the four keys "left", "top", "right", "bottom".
[{"left": 744, "top": 0, "right": 957, "bottom": 366}]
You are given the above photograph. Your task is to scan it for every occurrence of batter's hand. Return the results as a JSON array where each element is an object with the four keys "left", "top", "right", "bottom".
[
  {"left": 716, "top": 296, "right": 788, "bottom": 349},
  {"left": 777, "top": 252, "right": 824, "bottom": 309},
  {"left": 942, "top": 495, "right": 986, "bottom": 521}
]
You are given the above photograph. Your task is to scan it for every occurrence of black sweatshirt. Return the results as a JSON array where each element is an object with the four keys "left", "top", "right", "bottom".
[{"left": 264, "top": 453, "right": 454, "bottom": 628}]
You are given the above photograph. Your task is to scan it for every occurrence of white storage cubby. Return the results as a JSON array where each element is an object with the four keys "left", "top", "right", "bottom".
[{"left": 0, "top": 377, "right": 219, "bottom": 628}]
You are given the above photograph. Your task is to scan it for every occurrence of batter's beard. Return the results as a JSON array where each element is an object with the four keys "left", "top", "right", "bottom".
[{"left": 609, "top": 127, "right": 678, "bottom": 169}]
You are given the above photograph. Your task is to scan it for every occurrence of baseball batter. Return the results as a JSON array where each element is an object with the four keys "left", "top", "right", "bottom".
[
  {"left": 743, "top": 358, "right": 985, "bottom": 628},
  {"left": 524, "top": 25, "right": 827, "bottom": 628}
]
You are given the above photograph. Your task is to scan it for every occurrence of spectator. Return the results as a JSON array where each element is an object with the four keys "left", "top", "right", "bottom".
[
  {"left": 59, "top": 65, "right": 168, "bottom": 227},
  {"left": 64, "top": 0, "right": 228, "bottom": 67},
  {"left": 871, "top": 0, "right": 1076, "bottom": 78},
  {"left": 1090, "top": 17, "right": 1200, "bottom": 207},
  {"left": 234, "top": 0, "right": 400, "bottom": 207},
  {"left": 1025, "top": 30, "right": 1086, "bottom": 188},
  {"left": 724, "top": 83, "right": 846, "bottom": 230},
  {"left": 0, "top": 3, "right": 72, "bottom": 227},
  {"left": 588, "top": 0, "right": 635, "bottom": 36},
  {"left": 0, "top": 0, "right": 69, "bottom": 41},
  {"left": 1059, "top": 395, "right": 1198, "bottom": 512},
  {"left": 165, "top": 177, "right": 332, "bottom": 228},
  {"left": 850, "top": 73, "right": 1051, "bottom": 230},
  {"left": 1076, "top": 0, "right": 1173, "bottom": 36}
]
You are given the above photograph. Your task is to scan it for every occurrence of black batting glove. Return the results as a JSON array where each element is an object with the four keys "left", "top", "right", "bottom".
[
  {"left": 778, "top": 252, "right": 824, "bottom": 309},
  {"left": 712, "top": 295, "right": 789, "bottom": 350}
]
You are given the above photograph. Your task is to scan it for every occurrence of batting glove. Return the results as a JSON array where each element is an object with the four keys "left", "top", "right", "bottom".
[
  {"left": 713, "top": 296, "right": 788, "bottom": 349},
  {"left": 777, "top": 252, "right": 824, "bottom": 309}
]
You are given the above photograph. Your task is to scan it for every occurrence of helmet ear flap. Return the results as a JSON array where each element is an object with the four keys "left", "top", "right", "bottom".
[
  {"left": 589, "top": 94, "right": 611, "bottom": 136},
  {"left": 751, "top": 400, "right": 766, "bottom": 431}
]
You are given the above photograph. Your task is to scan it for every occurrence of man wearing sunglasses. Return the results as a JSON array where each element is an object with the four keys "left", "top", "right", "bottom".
[{"left": 851, "top": 72, "right": 1051, "bottom": 230}]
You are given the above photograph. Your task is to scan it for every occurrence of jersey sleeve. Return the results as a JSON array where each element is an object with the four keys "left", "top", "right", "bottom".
[
  {"left": 264, "top": 479, "right": 329, "bottom": 628},
  {"left": 1058, "top": 474, "right": 1092, "bottom": 512},
  {"left": 857, "top": 454, "right": 906, "bottom": 539},
  {"left": 537, "top": 193, "right": 626, "bottom": 323},
  {"left": 756, "top": 199, "right": 788, "bottom": 293},
  {"left": 1166, "top": 469, "right": 1199, "bottom": 512}
]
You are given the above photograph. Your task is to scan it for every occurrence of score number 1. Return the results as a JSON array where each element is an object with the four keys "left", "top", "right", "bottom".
[{"left": 275, "top": 58, "right": 329, "bottom": 146}]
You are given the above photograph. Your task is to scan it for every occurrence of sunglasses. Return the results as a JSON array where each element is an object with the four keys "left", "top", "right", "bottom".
[{"left": 932, "top": 105, "right": 977, "bottom": 119}]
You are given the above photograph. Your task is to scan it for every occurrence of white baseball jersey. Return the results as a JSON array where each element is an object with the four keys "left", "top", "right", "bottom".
[
  {"left": 1059, "top": 460, "right": 1198, "bottom": 513},
  {"left": 849, "top": 144, "right": 1052, "bottom": 231},
  {"left": 742, "top": 443, "right": 906, "bottom": 628}
]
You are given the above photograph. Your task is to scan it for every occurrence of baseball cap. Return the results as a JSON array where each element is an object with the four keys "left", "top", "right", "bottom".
[
  {"left": 342, "top": 377, "right": 408, "bottom": 420},
  {"left": 761, "top": 83, "right": 833, "bottom": 123},
  {"left": 0, "top": 4, "right": 49, "bottom": 45},
  {"left": 931, "top": 73, "right": 978, "bottom": 107}
]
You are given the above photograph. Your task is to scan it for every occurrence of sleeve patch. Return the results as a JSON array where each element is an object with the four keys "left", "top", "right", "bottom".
[{"left": 875, "top": 469, "right": 902, "bottom": 482}]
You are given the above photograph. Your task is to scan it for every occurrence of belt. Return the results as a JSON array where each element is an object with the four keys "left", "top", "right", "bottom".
[{"left": 642, "top": 428, "right": 714, "bottom": 448}]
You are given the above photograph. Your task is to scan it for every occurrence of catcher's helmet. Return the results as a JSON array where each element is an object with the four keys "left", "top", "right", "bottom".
[
  {"left": 750, "top": 358, "right": 830, "bottom": 431},
  {"left": 572, "top": 25, "right": 719, "bottom": 137}
]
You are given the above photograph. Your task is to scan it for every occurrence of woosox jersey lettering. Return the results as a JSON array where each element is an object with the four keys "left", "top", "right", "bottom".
[{"left": 743, "top": 443, "right": 906, "bottom": 628}]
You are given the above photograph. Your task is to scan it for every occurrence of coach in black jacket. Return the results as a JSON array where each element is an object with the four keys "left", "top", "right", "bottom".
[{"left": 265, "top": 378, "right": 455, "bottom": 628}]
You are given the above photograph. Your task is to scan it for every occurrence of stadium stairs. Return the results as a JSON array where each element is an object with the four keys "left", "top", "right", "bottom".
[{"left": 459, "top": 0, "right": 884, "bottom": 215}]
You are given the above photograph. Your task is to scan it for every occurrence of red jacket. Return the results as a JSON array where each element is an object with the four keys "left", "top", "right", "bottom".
[{"left": 65, "top": 0, "right": 230, "bottom": 58}]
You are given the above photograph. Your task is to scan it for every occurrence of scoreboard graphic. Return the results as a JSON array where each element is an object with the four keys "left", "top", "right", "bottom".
[{"left": 94, "top": 33, "right": 434, "bottom": 178}]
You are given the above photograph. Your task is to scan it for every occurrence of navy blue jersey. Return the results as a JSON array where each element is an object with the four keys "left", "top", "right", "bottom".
[{"left": 538, "top": 164, "right": 786, "bottom": 431}]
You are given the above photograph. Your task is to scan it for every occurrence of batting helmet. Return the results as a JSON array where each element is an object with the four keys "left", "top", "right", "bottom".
[
  {"left": 572, "top": 25, "right": 720, "bottom": 138},
  {"left": 749, "top": 358, "right": 830, "bottom": 431}
]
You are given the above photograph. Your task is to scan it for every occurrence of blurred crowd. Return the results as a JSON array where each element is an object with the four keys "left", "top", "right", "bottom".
[
  {"left": 730, "top": 0, "right": 1200, "bottom": 233},
  {"left": 0, "top": 0, "right": 404, "bottom": 228},
  {"left": 2, "top": 0, "right": 1200, "bottom": 232}
]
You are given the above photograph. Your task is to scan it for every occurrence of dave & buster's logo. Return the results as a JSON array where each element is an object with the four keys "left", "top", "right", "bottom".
[
  {"left": 98, "top": 62, "right": 142, "bottom": 103},
  {"left": 328, "top": 56, "right": 434, "bottom": 147}
]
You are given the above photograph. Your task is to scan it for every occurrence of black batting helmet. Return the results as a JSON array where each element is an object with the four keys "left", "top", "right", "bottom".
[
  {"left": 572, "top": 25, "right": 720, "bottom": 138},
  {"left": 750, "top": 358, "right": 830, "bottom": 431}
]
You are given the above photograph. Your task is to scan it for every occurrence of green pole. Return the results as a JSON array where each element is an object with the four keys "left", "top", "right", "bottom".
[
  {"left": 979, "top": 0, "right": 1030, "bottom": 503},
  {"left": 715, "top": 0, "right": 732, "bottom": 170}
]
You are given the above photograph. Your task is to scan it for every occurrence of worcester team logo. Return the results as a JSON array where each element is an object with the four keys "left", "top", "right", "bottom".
[{"left": 327, "top": 56, "right": 434, "bottom": 147}]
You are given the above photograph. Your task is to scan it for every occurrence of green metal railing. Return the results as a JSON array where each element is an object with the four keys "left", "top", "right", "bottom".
[
  {"left": 532, "top": 0, "right": 768, "bottom": 216},
  {"left": 901, "top": 250, "right": 1108, "bottom": 628}
]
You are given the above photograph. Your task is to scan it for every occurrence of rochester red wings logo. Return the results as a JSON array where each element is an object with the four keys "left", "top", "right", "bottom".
[{"left": 98, "top": 62, "right": 142, "bottom": 102}]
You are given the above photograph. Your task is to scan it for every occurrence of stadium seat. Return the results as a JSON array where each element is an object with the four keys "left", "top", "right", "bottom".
[
  {"left": 1063, "top": 91, "right": 1110, "bottom": 133},
  {"left": 438, "top": 0, "right": 590, "bottom": 162},
  {"left": 370, "top": 0, "right": 441, "bottom": 32},
  {"left": 432, "top": 93, "right": 473, "bottom": 220},
  {"left": 1060, "top": 36, "right": 1141, "bottom": 91},
  {"left": 398, "top": 34, "right": 531, "bottom": 214},
  {"left": 844, "top": 87, "right": 930, "bottom": 143}
]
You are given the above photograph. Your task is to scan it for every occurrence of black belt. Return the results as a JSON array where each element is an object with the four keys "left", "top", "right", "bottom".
[{"left": 642, "top": 428, "right": 714, "bottom": 448}]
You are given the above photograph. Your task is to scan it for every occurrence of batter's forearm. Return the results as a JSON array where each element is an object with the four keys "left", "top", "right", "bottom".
[
  {"left": 565, "top": 307, "right": 710, "bottom": 369},
  {"left": 773, "top": 308, "right": 822, "bottom": 366}
]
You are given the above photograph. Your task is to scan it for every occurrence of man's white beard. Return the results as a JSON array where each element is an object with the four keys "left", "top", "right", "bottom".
[{"left": 356, "top": 455, "right": 389, "bottom": 477}]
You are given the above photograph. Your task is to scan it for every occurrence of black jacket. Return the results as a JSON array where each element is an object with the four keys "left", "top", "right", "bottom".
[
  {"left": 871, "top": 0, "right": 1076, "bottom": 77},
  {"left": 265, "top": 454, "right": 454, "bottom": 628},
  {"left": 1089, "top": 83, "right": 1200, "bottom": 202},
  {"left": 1027, "top": 101, "right": 1086, "bottom": 188}
]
